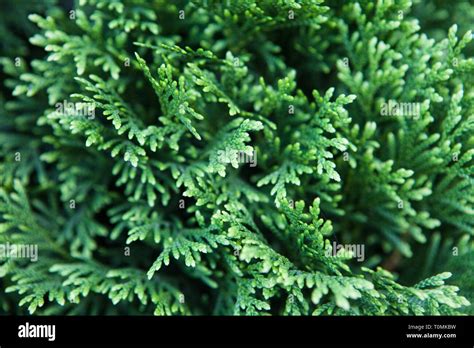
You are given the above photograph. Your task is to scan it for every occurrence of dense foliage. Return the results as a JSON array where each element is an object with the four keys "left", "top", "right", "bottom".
[{"left": 0, "top": 0, "right": 472, "bottom": 315}]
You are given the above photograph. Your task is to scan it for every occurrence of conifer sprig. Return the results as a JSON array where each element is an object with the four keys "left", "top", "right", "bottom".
[{"left": 0, "top": 0, "right": 472, "bottom": 315}]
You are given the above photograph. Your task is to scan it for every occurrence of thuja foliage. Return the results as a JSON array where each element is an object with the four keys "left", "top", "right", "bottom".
[{"left": 0, "top": 0, "right": 472, "bottom": 315}]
